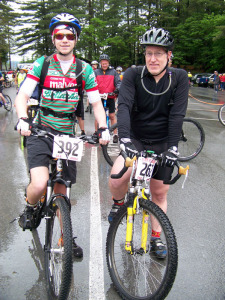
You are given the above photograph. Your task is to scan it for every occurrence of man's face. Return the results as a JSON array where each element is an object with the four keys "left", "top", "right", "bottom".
[
  {"left": 101, "top": 60, "right": 109, "bottom": 71},
  {"left": 53, "top": 29, "right": 76, "bottom": 56},
  {"left": 145, "top": 46, "right": 171, "bottom": 75}
]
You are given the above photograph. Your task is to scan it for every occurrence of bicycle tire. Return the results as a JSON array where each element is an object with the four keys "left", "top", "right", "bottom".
[
  {"left": 218, "top": 104, "right": 225, "bottom": 126},
  {"left": 102, "top": 123, "right": 119, "bottom": 166},
  {"left": 106, "top": 199, "right": 178, "bottom": 300},
  {"left": 89, "top": 103, "right": 92, "bottom": 114},
  {"left": 3, "top": 94, "right": 12, "bottom": 111},
  {"left": 4, "top": 81, "right": 11, "bottom": 88},
  {"left": 45, "top": 197, "right": 73, "bottom": 300},
  {"left": 178, "top": 117, "right": 205, "bottom": 161}
]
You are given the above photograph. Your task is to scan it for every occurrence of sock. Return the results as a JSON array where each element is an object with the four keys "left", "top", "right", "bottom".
[
  {"left": 151, "top": 230, "right": 161, "bottom": 240},
  {"left": 113, "top": 197, "right": 124, "bottom": 206}
]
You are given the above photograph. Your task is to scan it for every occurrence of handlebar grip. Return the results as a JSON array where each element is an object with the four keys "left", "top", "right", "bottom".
[{"left": 179, "top": 165, "right": 189, "bottom": 175}]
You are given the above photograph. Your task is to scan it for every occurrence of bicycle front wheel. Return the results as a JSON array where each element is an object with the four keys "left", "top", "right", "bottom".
[
  {"left": 218, "top": 104, "right": 225, "bottom": 126},
  {"left": 106, "top": 199, "right": 178, "bottom": 300},
  {"left": 102, "top": 123, "right": 119, "bottom": 166},
  {"left": 178, "top": 117, "right": 205, "bottom": 161},
  {"left": 45, "top": 197, "right": 73, "bottom": 300},
  {"left": 4, "top": 95, "right": 12, "bottom": 111}
]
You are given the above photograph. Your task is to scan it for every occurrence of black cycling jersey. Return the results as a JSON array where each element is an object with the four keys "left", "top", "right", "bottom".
[{"left": 117, "top": 66, "right": 189, "bottom": 148}]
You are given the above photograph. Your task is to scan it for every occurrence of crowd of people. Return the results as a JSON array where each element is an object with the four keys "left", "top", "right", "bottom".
[{"left": 13, "top": 12, "right": 190, "bottom": 260}]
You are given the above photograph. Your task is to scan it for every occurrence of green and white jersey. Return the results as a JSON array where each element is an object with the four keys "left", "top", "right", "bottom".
[{"left": 27, "top": 54, "right": 98, "bottom": 134}]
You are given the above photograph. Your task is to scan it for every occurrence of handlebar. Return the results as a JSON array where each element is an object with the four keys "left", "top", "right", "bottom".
[{"left": 111, "top": 150, "right": 189, "bottom": 185}]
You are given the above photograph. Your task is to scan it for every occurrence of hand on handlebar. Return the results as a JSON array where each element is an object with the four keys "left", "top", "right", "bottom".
[
  {"left": 120, "top": 138, "right": 138, "bottom": 159},
  {"left": 16, "top": 118, "right": 31, "bottom": 136},
  {"left": 160, "top": 148, "right": 178, "bottom": 167},
  {"left": 97, "top": 127, "right": 110, "bottom": 145}
]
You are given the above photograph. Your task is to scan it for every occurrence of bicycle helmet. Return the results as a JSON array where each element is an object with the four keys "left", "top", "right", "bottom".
[
  {"left": 49, "top": 13, "right": 81, "bottom": 37},
  {"left": 99, "top": 54, "right": 110, "bottom": 61},
  {"left": 116, "top": 66, "right": 123, "bottom": 72},
  {"left": 140, "top": 28, "right": 174, "bottom": 50},
  {"left": 91, "top": 60, "right": 98, "bottom": 65}
]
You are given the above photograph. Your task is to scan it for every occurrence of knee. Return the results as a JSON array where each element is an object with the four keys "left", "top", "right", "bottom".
[
  {"left": 109, "top": 178, "right": 121, "bottom": 191},
  {"left": 30, "top": 178, "right": 47, "bottom": 194}
]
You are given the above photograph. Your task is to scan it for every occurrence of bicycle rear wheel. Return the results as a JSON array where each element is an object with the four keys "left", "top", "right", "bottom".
[
  {"left": 102, "top": 123, "right": 119, "bottom": 166},
  {"left": 178, "top": 117, "right": 205, "bottom": 161},
  {"left": 218, "top": 104, "right": 225, "bottom": 126},
  {"left": 45, "top": 197, "right": 73, "bottom": 300},
  {"left": 106, "top": 199, "right": 178, "bottom": 300},
  {"left": 4, "top": 94, "right": 12, "bottom": 111}
]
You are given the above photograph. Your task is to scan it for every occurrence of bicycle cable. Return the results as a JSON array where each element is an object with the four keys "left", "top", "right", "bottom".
[{"left": 141, "top": 66, "right": 172, "bottom": 96}]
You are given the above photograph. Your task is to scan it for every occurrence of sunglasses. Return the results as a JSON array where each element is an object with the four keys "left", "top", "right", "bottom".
[{"left": 54, "top": 33, "right": 76, "bottom": 41}]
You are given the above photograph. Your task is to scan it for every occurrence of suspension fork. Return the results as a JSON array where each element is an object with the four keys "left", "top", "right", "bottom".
[{"left": 125, "top": 191, "right": 137, "bottom": 254}]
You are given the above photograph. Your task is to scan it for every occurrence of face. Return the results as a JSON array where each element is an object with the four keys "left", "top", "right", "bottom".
[
  {"left": 53, "top": 29, "right": 76, "bottom": 56},
  {"left": 92, "top": 64, "right": 98, "bottom": 70},
  {"left": 145, "top": 46, "right": 171, "bottom": 76},
  {"left": 101, "top": 60, "right": 109, "bottom": 71}
]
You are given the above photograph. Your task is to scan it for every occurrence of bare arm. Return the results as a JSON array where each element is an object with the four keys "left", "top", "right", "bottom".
[
  {"left": 15, "top": 90, "right": 30, "bottom": 118},
  {"left": 92, "top": 100, "right": 107, "bottom": 128}
]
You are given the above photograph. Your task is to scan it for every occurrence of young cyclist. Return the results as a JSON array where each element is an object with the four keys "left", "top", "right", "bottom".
[
  {"left": 15, "top": 13, "right": 110, "bottom": 258},
  {"left": 108, "top": 27, "right": 189, "bottom": 258}
]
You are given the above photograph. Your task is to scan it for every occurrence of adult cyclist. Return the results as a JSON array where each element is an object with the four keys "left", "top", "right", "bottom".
[
  {"left": 94, "top": 54, "right": 121, "bottom": 143},
  {"left": 116, "top": 66, "right": 123, "bottom": 80},
  {"left": 15, "top": 13, "right": 110, "bottom": 258},
  {"left": 108, "top": 27, "right": 189, "bottom": 258}
]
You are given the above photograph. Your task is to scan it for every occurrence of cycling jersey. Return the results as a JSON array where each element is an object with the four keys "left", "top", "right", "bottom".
[
  {"left": 94, "top": 68, "right": 121, "bottom": 98},
  {"left": 117, "top": 66, "right": 189, "bottom": 148},
  {"left": 27, "top": 54, "right": 98, "bottom": 134}
]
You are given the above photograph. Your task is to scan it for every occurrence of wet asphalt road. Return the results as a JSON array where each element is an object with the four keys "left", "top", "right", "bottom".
[{"left": 0, "top": 86, "right": 225, "bottom": 300}]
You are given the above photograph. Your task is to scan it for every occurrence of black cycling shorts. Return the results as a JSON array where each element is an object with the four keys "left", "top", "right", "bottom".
[
  {"left": 26, "top": 126, "right": 77, "bottom": 184},
  {"left": 131, "top": 138, "right": 173, "bottom": 182},
  {"left": 75, "top": 100, "right": 84, "bottom": 120},
  {"left": 101, "top": 98, "right": 115, "bottom": 114}
]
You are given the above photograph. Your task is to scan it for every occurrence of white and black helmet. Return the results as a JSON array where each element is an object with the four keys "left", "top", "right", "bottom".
[
  {"left": 140, "top": 28, "right": 174, "bottom": 50},
  {"left": 116, "top": 66, "right": 123, "bottom": 72},
  {"left": 91, "top": 60, "right": 98, "bottom": 65}
]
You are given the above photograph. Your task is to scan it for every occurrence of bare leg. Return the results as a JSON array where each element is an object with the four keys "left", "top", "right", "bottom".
[
  {"left": 27, "top": 166, "right": 49, "bottom": 205},
  {"left": 150, "top": 178, "right": 169, "bottom": 232}
]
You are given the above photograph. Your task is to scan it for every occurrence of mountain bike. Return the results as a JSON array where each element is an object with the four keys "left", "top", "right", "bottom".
[
  {"left": 106, "top": 149, "right": 189, "bottom": 300},
  {"left": 0, "top": 90, "right": 12, "bottom": 111},
  {"left": 15, "top": 125, "right": 92, "bottom": 299},
  {"left": 218, "top": 103, "right": 225, "bottom": 126},
  {"left": 102, "top": 117, "right": 205, "bottom": 166}
]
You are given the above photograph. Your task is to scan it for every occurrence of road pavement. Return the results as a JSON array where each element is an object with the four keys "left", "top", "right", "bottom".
[{"left": 0, "top": 86, "right": 224, "bottom": 300}]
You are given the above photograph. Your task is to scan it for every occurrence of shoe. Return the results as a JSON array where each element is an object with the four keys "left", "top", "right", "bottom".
[
  {"left": 108, "top": 203, "right": 122, "bottom": 223},
  {"left": 18, "top": 204, "right": 41, "bottom": 231},
  {"left": 150, "top": 238, "right": 167, "bottom": 259},
  {"left": 113, "top": 134, "right": 118, "bottom": 143},
  {"left": 81, "top": 130, "right": 86, "bottom": 136},
  {"left": 72, "top": 237, "right": 83, "bottom": 258},
  {"left": 85, "top": 106, "right": 89, "bottom": 112}
]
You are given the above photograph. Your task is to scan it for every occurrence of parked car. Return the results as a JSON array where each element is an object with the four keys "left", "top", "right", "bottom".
[
  {"left": 196, "top": 73, "right": 212, "bottom": 87},
  {"left": 208, "top": 74, "right": 215, "bottom": 88}
]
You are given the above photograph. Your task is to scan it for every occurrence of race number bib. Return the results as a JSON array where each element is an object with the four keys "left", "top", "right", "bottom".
[
  {"left": 52, "top": 135, "right": 83, "bottom": 162},
  {"left": 135, "top": 157, "right": 156, "bottom": 181}
]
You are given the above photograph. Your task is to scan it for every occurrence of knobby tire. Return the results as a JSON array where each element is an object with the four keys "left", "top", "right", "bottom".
[
  {"left": 106, "top": 199, "right": 178, "bottom": 300},
  {"left": 178, "top": 118, "right": 205, "bottom": 161},
  {"left": 45, "top": 197, "right": 73, "bottom": 300}
]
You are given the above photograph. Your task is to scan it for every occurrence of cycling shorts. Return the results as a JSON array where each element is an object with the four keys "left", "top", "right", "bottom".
[
  {"left": 101, "top": 98, "right": 115, "bottom": 114},
  {"left": 75, "top": 100, "right": 84, "bottom": 120},
  {"left": 131, "top": 138, "right": 173, "bottom": 182},
  {"left": 26, "top": 126, "right": 77, "bottom": 184}
]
